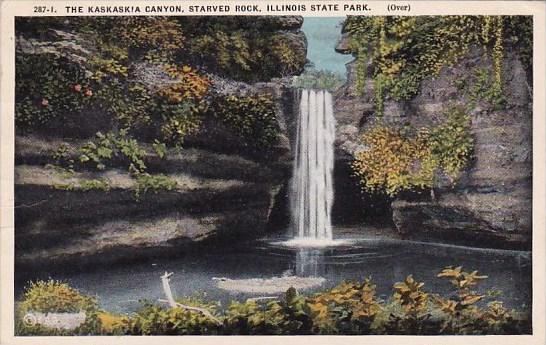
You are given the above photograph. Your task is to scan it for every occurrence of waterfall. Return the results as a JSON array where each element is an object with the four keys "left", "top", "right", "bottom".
[{"left": 290, "top": 89, "right": 336, "bottom": 242}]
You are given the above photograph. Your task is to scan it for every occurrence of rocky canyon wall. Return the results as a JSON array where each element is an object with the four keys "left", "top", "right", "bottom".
[{"left": 334, "top": 34, "right": 532, "bottom": 250}]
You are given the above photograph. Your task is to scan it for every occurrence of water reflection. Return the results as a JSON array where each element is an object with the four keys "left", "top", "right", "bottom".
[
  {"left": 15, "top": 240, "right": 532, "bottom": 313},
  {"left": 294, "top": 248, "right": 324, "bottom": 277}
]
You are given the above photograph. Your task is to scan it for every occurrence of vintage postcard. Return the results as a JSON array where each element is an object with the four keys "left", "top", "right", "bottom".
[{"left": 1, "top": 1, "right": 545, "bottom": 344}]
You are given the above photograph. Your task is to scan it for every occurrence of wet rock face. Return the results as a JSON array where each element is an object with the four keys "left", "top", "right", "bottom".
[
  {"left": 15, "top": 140, "right": 286, "bottom": 268},
  {"left": 334, "top": 42, "right": 532, "bottom": 249}
]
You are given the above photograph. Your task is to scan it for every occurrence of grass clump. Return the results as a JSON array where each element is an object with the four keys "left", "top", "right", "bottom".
[{"left": 133, "top": 173, "right": 178, "bottom": 200}]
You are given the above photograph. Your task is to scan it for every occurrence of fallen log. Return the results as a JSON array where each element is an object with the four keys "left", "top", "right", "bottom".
[{"left": 159, "top": 272, "right": 222, "bottom": 325}]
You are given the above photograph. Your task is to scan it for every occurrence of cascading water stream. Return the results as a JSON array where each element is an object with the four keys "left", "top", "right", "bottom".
[{"left": 289, "top": 89, "right": 336, "bottom": 244}]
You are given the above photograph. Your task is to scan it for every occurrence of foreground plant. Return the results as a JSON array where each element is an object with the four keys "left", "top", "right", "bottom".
[
  {"left": 16, "top": 280, "right": 101, "bottom": 335},
  {"left": 307, "top": 279, "right": 380, "bottom": 334},
  {"left": 16, "top": 267, "right": 530, "bottom": 336}
]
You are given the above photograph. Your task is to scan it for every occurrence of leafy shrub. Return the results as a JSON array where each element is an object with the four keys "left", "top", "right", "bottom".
[
  {"left": 86, "top": 35, "right": 211, "bottom": 146},
  {"left": 115, "top": 298, "right": 221, "bottom": 335},
  {"left": 112, "top": 17, "right": 184, "bottom": 61},
  {"left": 224, "top": 288, "right": 313, "bottom": 335},
  {"left": 352, "top": 125, "right": 435, "bottom": 196},
  {"left": 133, "top": 173, "right": 178, "bottom": 200},
  {"left": 119, "top": 304, "right": 220, "bottom": 335},
  {"left": 96, "top": 311, "right": 126, "bottom": 335},
  {"left": 383, "top": 275, "right": 433, "bottom": 334},
  {"left": 432, "top": 266, "right": 509, "bottom": 334},
  {"left": 351, "top": 106, "right": 473, "bottom": 196},
  {"left": 17, "top": 279, "right": 101, "bottom": 335},
  {"left": 15, "top": 54, "right": 93, "bottom": 131},
  {"left": 75, "top": 17, "right": 185, "bottom": 62},
  {"left": 92, "top": 65, "right": 210, "bottom": 147},
  {"left": 21, "top": 280, "right": 97, "bottom": 314},
  {"left": 78, "top": 130, "right": 147, "bottom": 173},
  {"left": 16, "top": 268, "right": 529, "bottom": 336},
  {"left": 269, "top": 35, "right": 305, "bottom": 77},
  {"left": 307, "top": 279, "right": 381, "bottom": 334},
  {"left": 178, "top": 17, "right": 305, "bottom": 81},
  {"left": 208, "top": 94, "right": 279, "bottom": 153},
  {"left": 156, "top": 102, "right": 205, "bottom": 146},
  {"left": 158, "top": 65, "right": 211, "bottom": 103},
  {"left": 93, "top": 80, "right": 151, "bottom": 131},
  {"left": 152, "top": 64, "right": 210, "bottom": 142}
]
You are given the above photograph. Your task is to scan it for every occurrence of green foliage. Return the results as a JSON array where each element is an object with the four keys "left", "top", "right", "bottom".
[
  {"left": 112, "top": 17, "right": 184, "bottom": 61},
  {"left": 152, "top": 64, "right": 211, "bottom": 145},
  {"left": 178, "top": 17, "right": 304, "bottom": 81},
  {"left": 52, "top": 131, "right": 177, "bottom": 199},
  {"left": 224, "top": 288, "right": 313, "bottom": 335},
  {"left": 468, "top": 67, "right": 505, "bottom": 107},
  {"left": 432, "top": 266, "right": 523, "bottom": 334},
  {"left": 504, "top": 16, "right": 533, "bottom": 72},
  {"left": 21, "top": 280, "right": 97, "bottom": 313},
  {"left": 52, "top": 143, "right": 76, "bottom": 173},
  {"left": 75, "top": 17, "right": 184, "bottom": 62},
  {"left": 291, "top": 69, "right": 345, "bottom": 91},
  {"left": 156, "top": 102, "right": 205, "bottom": 146},
  {"left": 352, "top": 106, "right": 473, "bottom": 196},
  {"left": 428, "top": 106, "right": 474, "bottom": 180},
  {"left": 208, "top": 94, "right": 279, "bottom": 153},
  {"left": 16, "top": 17, "right": 211, "bottom": 148},
  {"left": 152, "top": 140, "right": 167, "bottom": 159},
  {"left": 78, "top": 130, "right": 147, "bottom": 173},
  {"left": 85, "top": 25, "right": 210, "bottom": 147},
  {"left": 93, "top": 79, "right": 151, "bottom": 130},
  {"left": 53, "top": 178, "right": 110, "bottom": 192},
  {"left": 51, "top": 131, "right": 179, "bottom": 200},
  {"left": 16, "top": 17, "right": 302, "bottom": 152},
  {"left": 91, "top": 65, "right": 209, "bottom": 147},
  {"left": 385, "top": 275, "right": 432, "bottom": 334},
  {"left": 15, "top": 54, "right": 92, "bottom": 131},
  {"left": 17, "top": 279, "right": 102, "bottom": 335},
  {"left": 307, "top": 279, "right": 381, "bottom": 334},
  {"left": 116, "top": 301, "right": 221, "bottom": 335},
  {"left": 16, "top": 268, "right": 529, "bottom": 336},
  {"left": 344, "top": 16, "right": 532, "bottom": 114},
  {"left": 133, "top": 173, "right": 178, "bottom": 200}
]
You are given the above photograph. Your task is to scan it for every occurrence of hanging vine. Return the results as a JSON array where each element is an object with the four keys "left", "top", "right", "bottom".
[
  {"left": 491, "top": 16, "right": 504, "bottom": 101},
  {"left": 354, "top": 45, "right": 367, "bottom": 96},
  {"left": 343, "top": 16, "right": 530, "bottom": 115}
]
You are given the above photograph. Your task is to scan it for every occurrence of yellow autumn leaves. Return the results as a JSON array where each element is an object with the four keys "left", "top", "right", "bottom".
[
  {"left": 352, "top": 106, "right": 473, "bottom": 196},
  {"left": 18, "top": 265, "right": 524, "bottom": 335},
  {"left": 21, "top": 280, "right": 97, "bottom": 314},
  {"left": 159, "top": 64, "right": 211, "bottom": 104},
  {"left": 307, "top": 279, "right": 381, "bottom": 331},
  {"left": 352, "top": 125, "right": 438, "bottom": 196}
]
